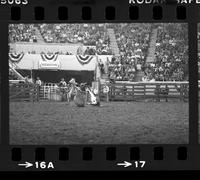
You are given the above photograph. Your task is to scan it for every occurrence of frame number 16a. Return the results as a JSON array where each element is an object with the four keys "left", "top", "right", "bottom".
[{"left": 18, "top": 161, "right": 54, "bottom": 169}]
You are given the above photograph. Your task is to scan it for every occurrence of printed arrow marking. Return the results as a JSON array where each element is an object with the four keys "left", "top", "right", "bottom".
[
  {"left": 117, "top": 161, "right": 132, "bottom": 168},
  {"left": 18, "top": 162, "right": 33, "bottom": 168}
]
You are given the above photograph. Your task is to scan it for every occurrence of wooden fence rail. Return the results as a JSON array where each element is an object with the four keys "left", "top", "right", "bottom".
[
  {"left": 9, "top": 83, "right": 39, "bottom": 102},
  {"left": 9, "top": 81, "right": 190, "bottom": 102},
  {"left": 100, "top": 81, "right": 189, "bottom": 102}
]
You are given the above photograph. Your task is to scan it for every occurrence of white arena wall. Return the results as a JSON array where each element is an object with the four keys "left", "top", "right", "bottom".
[
  {"left": 9, "top": 42, "right": 95, "bottom": 54},
  {"left": 10, "top": 54, "right": 113, "bottom": 71}
]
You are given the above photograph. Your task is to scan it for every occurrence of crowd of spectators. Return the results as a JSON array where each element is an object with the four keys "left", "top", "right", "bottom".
[
  {"left": 9, "top": 23, "right": 188, "bottom": 82},
  {"left": 37, "top": 24, "right": 112, "bottom": 55},
  {"left": 107, "top": 24, "right": 152, "bottom": 81},
  {"left": 107, "top": 24, "right": 188, "bottom": 82},
  {"left": 108, "top": 55, "right": 137, "bottom": 81},
  {"left": 9, "top": 24, "right": 37, "bottom": 43},
  {"left": 9, "top": 24, "right": 112, "bottom": 55},
  {"left": 143, "top": 24, "right": 188, "bottom": 81}
]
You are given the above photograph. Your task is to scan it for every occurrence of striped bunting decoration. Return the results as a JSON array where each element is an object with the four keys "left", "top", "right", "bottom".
[
  {"left": 76, "top": 55, "right": 93, "bottom": 65},
  {"left": 9, "top": 53, "right": 24, "bottom": 62},
  {"left": 41, "top": 53, "right": 59, "bottom": 61}
]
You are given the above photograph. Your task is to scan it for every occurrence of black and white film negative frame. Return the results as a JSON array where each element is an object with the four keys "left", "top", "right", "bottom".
[{"left": 0, "top": 0, "right": 199, "bottom": 171}]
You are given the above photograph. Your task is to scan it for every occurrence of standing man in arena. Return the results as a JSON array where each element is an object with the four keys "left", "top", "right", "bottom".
[
  {"left": 59, "top": 78, "right": 67, "bottom": 101},
  {"left": 59, "top": 78, "right": 67, "bottom": 87},
  {"left": 35, "top": 77, "right": 42, "bottom": 100},
  {"left": 35, "top": 77, "right": 42, "bottom": 86}
]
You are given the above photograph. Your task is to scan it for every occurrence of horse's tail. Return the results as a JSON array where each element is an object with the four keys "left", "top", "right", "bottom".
[{"left": 74, "top": 86, "right": 86, "bottom": 107}]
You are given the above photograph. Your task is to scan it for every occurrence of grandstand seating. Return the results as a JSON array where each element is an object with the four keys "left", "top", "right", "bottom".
[
  {"left": 9, "top": 24, "right": 37, "bottom": 43},
  {"left": 143, "top": 24, "right": 188, "bottom": 81},
  {"left": 9, "top": 23, "right": 188, "bottom": 82}
]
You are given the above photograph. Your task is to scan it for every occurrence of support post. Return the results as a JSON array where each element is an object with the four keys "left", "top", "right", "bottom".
[
  {"left": 37, "top": 85, "right": 39, "bottom": 101},
  {"left": 180, "top": 84, "right": 184, "bottom": 102}
]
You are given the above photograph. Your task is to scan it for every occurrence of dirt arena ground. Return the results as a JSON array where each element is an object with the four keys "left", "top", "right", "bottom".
[{"left": 10, "top": 101, "right": 189, "bottom": 144}]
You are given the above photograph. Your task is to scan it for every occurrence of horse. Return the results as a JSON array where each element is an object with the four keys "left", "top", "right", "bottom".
[
  {"left": 67, "top": 83, "right": 100, "bottom": 107},
  {"left": 59, "top": 86, "right": 69, "bottom": 102},
  {"left": 67, "top": 83, "right": 77, "bottom": 102},
  {"left": 74, "top": 86, "right": 86, "bottom": 107},
  {"left": 67, "top": 83, "right": 86, "bottom": 107}
]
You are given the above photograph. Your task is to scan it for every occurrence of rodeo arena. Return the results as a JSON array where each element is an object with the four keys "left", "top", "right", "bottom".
[{"left": 9, "top": 23, "right": 189, "bottom": 144}]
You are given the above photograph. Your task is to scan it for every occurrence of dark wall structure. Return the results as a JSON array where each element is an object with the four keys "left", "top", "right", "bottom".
[{"left": 20, "top": 70, "right": 95, "bottom": 85}]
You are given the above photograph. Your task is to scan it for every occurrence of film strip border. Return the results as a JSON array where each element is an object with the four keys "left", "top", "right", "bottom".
[
  {"left": 0, "top": 146, "right": 199, "bottom": 170},
  {"left": 3, "top": 5, "right": 189, "bottom": 21},
  {"left": 0, "top": 1, "right": 199, "bottom": 171},
  {"left": 0, "top": 1, "right": 195, "bottom": 21},
  {"left": 9, "top": 5, "right": 187, "bottom": 21}
]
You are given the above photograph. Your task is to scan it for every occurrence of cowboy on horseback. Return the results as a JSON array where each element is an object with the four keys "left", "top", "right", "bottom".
[
  {"left": 67, "top": 78, "right": 86, "bottom": 107},
  {"left": 68, "top": 78, "right": 100, "bottom": 107},
  {"left": 68, "top": 78, "right": 78, "bottom": 101}
]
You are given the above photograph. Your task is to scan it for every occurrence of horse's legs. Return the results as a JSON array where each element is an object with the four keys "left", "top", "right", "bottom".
[
  {"left": 68, "top": 93, "right": 72, "bottom": 103},
  {"left": 61, "top": 92, "right": 63, "bottom": 101},
  {"left": 67, "top": 93, "right": 69, "bottom": 103}
]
